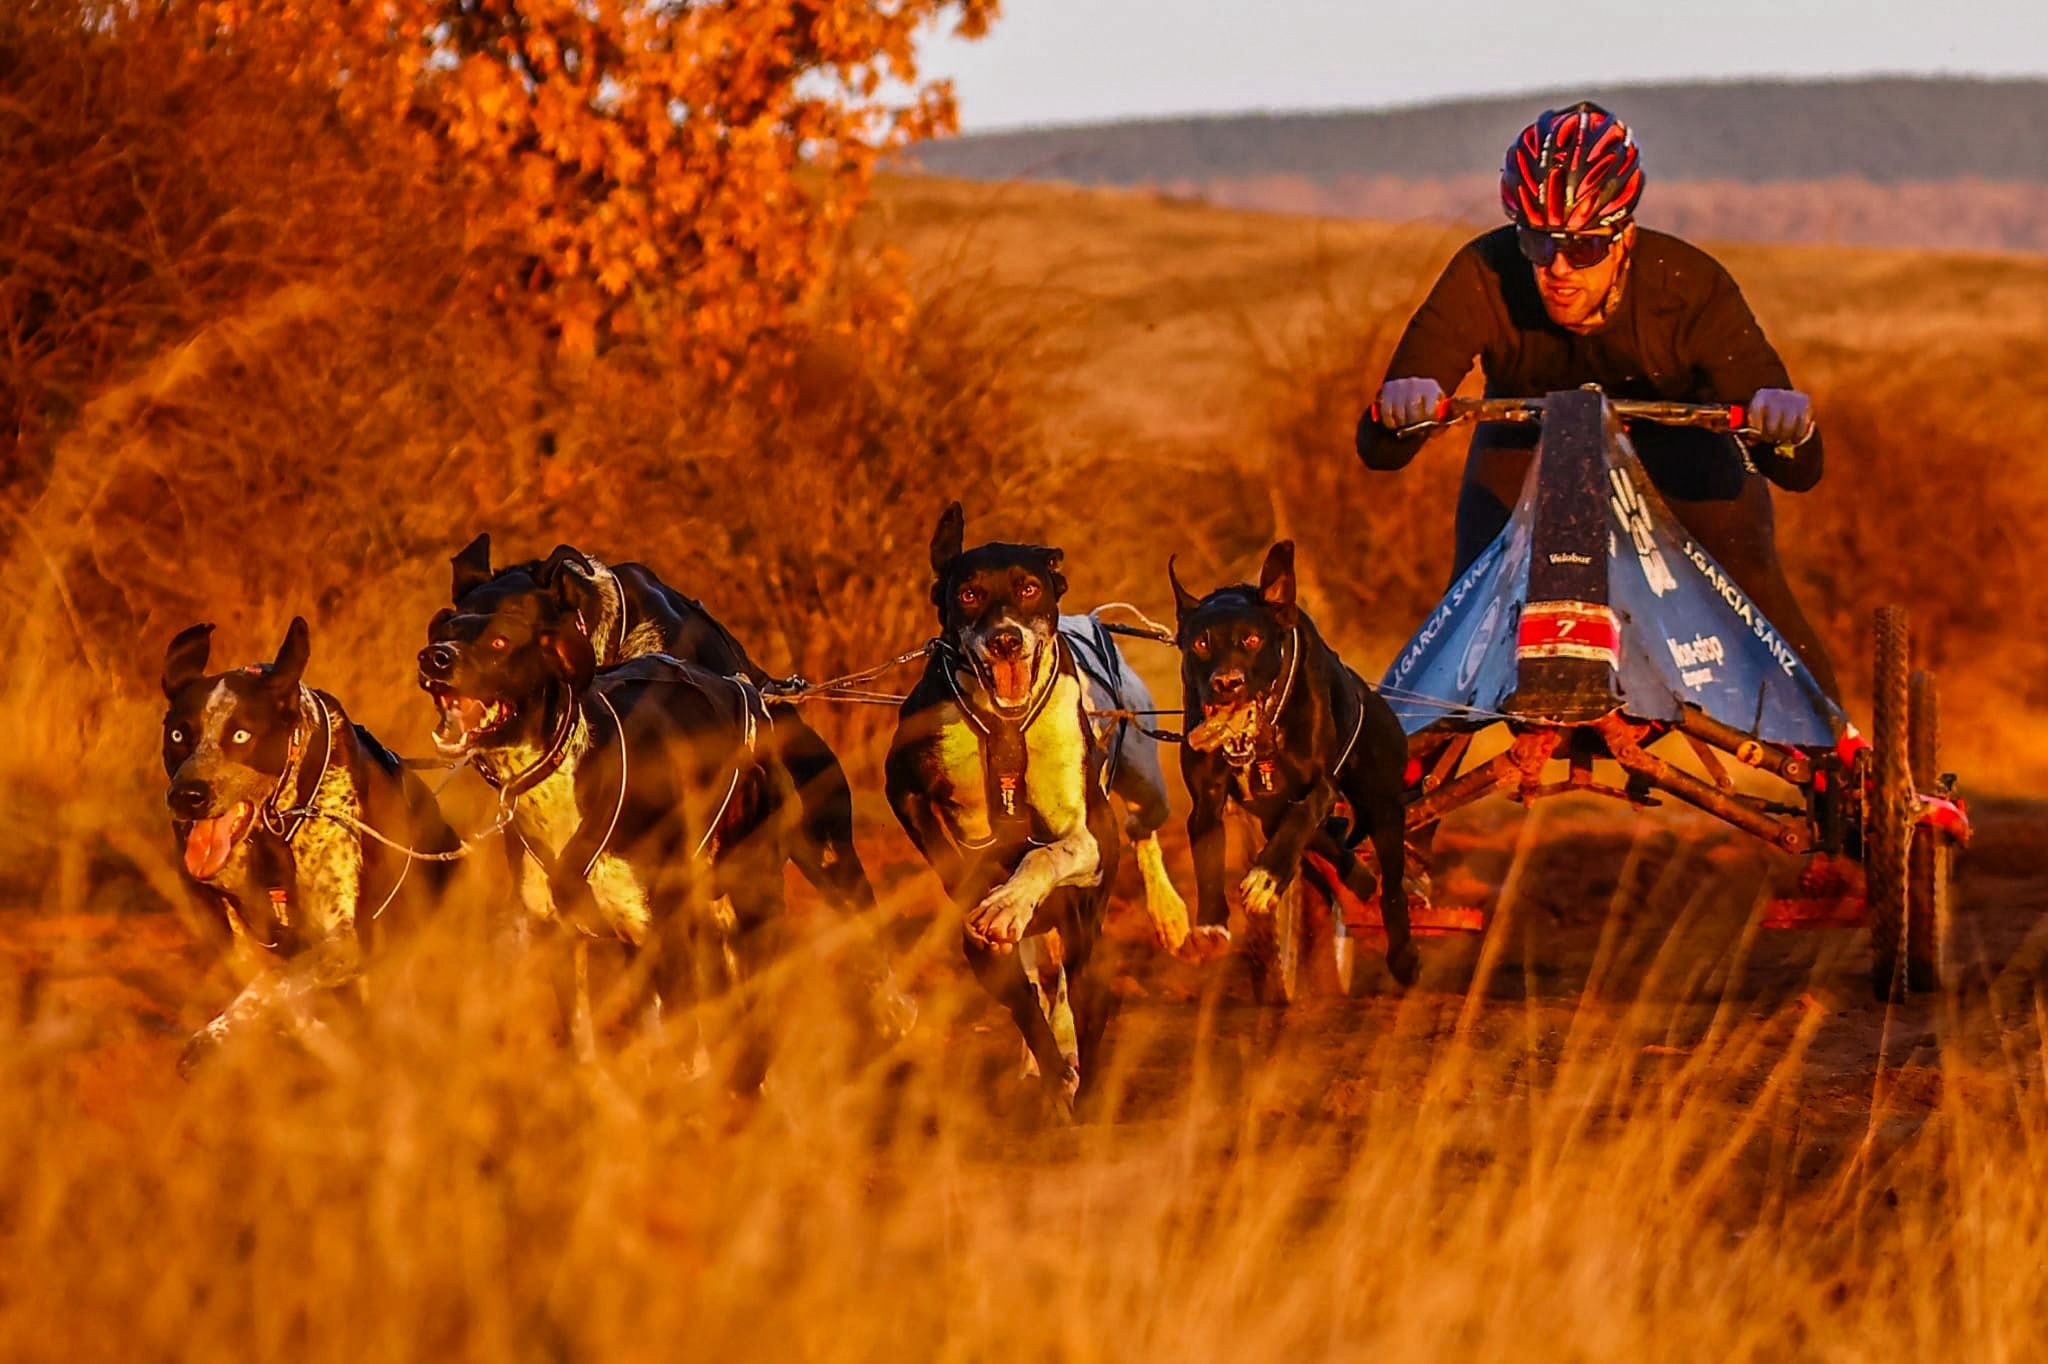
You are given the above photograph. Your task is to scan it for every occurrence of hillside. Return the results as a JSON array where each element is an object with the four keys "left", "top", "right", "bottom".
[{"left": 912, "top": 77, "right": 2048, "bottom": 252}]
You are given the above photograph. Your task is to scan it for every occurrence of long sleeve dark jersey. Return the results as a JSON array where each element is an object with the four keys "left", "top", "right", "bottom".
[{"left": 1354, "top": 226, "right": 1823, "bottom": 492}]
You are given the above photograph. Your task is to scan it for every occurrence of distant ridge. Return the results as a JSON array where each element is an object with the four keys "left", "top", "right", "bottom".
[
  {"left": 911, "top": 78, "right": 2048, "bottom": 252},
  {"left": 917, "top": 78, "right": 2048, "bottom": 186}
]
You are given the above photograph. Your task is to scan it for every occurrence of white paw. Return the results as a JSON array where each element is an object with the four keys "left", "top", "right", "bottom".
[
  {"left": 1239, "top": 867, "right": 1280, "bottom": 916},
  {"left": 1180, "top": 923, "right": 1234, "bottom": 963},
  {"left": 969, "top": 878, "right": 1043, "bottom": 946}
]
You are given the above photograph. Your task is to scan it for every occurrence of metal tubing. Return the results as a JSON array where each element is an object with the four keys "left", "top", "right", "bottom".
[{"left": 1597, "top": 714, "right": 1810, "bottom": 852}]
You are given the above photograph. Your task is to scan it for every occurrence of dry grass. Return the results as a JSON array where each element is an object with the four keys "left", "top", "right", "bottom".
[{"left": 7, "top": 13, "right": 2048, "bottom": 1360}]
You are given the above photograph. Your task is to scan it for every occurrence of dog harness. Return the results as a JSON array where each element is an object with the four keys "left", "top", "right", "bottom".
[
  {"left": 941, "top": 635, "right": 1074, "bottom": 848},
  {"left": 1061, "top": 616, "right": 1130, "bottom": 799}
]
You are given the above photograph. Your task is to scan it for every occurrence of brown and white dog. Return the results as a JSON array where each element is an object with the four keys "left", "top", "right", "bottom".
[{"left": 161, "top": 618, "right": 457, "bottom": 1073}]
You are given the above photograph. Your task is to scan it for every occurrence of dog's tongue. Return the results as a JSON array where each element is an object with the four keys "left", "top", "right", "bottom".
[
  {"left": 433, "top": 696, "right": 485, "bottom": 752},
  {"left": 183, "top": 803, "right": 250, "bottom": 880},
  {"left": 990, "top": 657, "right": 1034, "bottom": 707}
]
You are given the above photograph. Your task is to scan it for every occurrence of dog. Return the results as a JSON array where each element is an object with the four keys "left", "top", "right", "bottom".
[
  {"left": 1170, "top": 540, "right": 1419, "bottom": 986},
  {"left": 444, "top": 533, "right": 911, "bottom": 1038},
  {"left": 418, "top": 576, "right": 796, "bottom": 1087},
  {"left": 885, "top": 502, "right": 1121, "bottom": 1113},
  {"left": 1058, "top": 611, "right": 1192, "bottom": 953},
  {"left": 161, "top": 617, "right": 457, "bottom": 1072}
]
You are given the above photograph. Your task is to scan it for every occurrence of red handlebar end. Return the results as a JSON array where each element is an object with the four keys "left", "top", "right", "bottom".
[
  {"left": 1727, "top": 404, "right": 1745, "bottom": 431},
  {"left": 1433, "top": 395, "right": 1454, "bottom": 422},
  {"left": 1368, "top": 401, "right": 1380, "bottom": 425}
]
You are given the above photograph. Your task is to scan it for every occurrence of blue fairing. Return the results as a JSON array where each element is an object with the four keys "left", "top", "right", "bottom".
[{"left": 1379, "top": 423, "right": 1845, "bottom": 746}]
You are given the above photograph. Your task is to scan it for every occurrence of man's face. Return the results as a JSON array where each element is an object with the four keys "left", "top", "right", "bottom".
[{"left": 1528, "top": 223, "right": 1635, "bottom": 331}]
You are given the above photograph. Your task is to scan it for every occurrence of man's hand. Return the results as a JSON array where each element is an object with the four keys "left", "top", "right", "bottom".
[
  {"left": 1747, "top": 388, "right": 1815, "bottom": 446},
  {"left": 1377, "top": 377, "right": 1445, "bottom": 430}
]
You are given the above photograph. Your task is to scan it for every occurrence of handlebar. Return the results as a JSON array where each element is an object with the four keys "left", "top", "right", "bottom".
[{"left": 1370, "top": 393, "right": 1757, "bottom": 440}]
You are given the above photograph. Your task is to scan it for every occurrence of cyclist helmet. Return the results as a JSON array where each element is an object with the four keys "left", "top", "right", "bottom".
[{"left": 1501, "top": 101, "right": 1645, "bottom": 232}]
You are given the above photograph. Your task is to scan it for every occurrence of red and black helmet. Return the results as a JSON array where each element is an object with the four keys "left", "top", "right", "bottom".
[{"left": 1501, "top": 101, "right": 1645, "bottom": 232}]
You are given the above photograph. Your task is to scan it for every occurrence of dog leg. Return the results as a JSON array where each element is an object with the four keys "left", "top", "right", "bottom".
[
  {"left": 1131, "top": 833, "right": 1191, "bottom": 955},
  {"left": 1183, "top": 789, "right": 1234, "bottom": 961},
  {"left": 966, "top": 825, "right": 1101, "bottom": 948},
  {"left": 1365, "top": 801, "right": 1419, "bottom": 988},
  {"left": 179, "top": 930, "right": 363, "bottom": 1076},
  {"left": 966, "top": 933, "right": 1076, "bottom": 1116}
]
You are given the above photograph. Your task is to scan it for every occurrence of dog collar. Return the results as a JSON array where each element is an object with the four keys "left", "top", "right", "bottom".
[
  {"left": 475, "top": 692, "right": 580, "bottom": 798},
  {"left": 260, "top": 687, "right": 334, "bottom": 844}
]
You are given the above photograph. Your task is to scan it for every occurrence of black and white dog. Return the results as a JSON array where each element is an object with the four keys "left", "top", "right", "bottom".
[
  {"left": 162, "top": 618, "right": 457, "bottom": 1072},
  {"left": 443, "top": 533, "right": 911, "bottom": 1038},
  {"left": 886, "top": 503, "right": 1122, "bottom": 1112},
  {"left": 419, "top": 576, "right": 796, "bottom": 1087},
  {"left": 1171, "top": 541, "right": 1419, "bottom": 985}
]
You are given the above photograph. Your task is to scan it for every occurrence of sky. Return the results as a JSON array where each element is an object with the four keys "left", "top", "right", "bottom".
[{"left": 919, "top": 0, "right": 2048, "bottom": 131}]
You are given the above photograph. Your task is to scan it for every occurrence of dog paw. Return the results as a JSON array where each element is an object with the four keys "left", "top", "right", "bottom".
[
  {"left": 1239, "top": 867, "right": 1280, "bottom": 916},
  {"left": 968, "top": 880, "right": 1042, "bottom": 946},
  {"left": 177, "top": 1019, "right": 230, "bottom": 1079},
  {"left": 868, "top": 977, "right": 919, "bottom": 1042},
  {"left": 1178, "top": 923, "right": 1233, "bottom": 964}
]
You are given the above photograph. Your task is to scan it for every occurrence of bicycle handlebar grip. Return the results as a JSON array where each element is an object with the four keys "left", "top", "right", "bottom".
[
  {"left": 1433, "top": 395, "right": 1454, "bottom": 422},
  {"left": 1726, "top": 404, "right": 1746, "bottom": 432}
]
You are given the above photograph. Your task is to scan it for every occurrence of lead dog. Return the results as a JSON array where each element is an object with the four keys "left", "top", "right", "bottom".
[
  {"left": 886, "top": 503, "right": 1121, "bottom": 1113},
  {"left": 419, "top": 579, "right": 796, "bottom": 1087},
  {"left": 444, "top": 533, "right": 911, "bottom": 1037},
  {"left": 1171, "top": 541, "right": 1419, "bottom": 986},
  {"left": 162, "top": 618, "right": 457, "bottom": 1072}
]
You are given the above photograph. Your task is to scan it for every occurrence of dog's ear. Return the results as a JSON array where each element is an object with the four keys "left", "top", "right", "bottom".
[
  {"left": 540, "top": 626, "right": 596, "bottom": 696},
  {"left": 930, "top": 501, "right": 965, "bottom": 576},
  {"left": 537, "top": 544, "right": 592, "bottom": 589},
  {"left": 451, "top": 533, "right": 493, "bottom": 601},
  {"left": 1258, "top": 540, "right": 1299, "bottom": 628},
  {"left": 269, "top": 616, "right": 312, "bottom": 692},
  {"left": 162, "top": 623, "right": 215, "bottom": 698},
  {"left": 1167, "top": 556, "right": 1201, "bottom": 622},
  {"left": 539, "top": 545, "right": 604, "bottom": 637},
  {"left": 1037, "top": 547, "right": 1068, "bottom": 602}
]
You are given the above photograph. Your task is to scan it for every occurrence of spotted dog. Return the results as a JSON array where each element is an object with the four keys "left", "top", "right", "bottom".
[
  {"left": 162, "top": 618, "right": 457, "bottom": 1073},
  {"left": 443, "top": 534, "right": 910, "bottom": 1039},
  {"left": 885, "top": 503, "right": 1121, "bottom": 1112},
  {"left": 419, "top": 581, "right": 795, "bottom": 1088},
  {"left": 1170, "top": 541, "right": 1419, "bottom": 986},
  {"left": 1059, "top": 613, "right": 1192, "bottom": 953}
]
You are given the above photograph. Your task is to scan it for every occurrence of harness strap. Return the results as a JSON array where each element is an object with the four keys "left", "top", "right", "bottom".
[{"left": 942, "top": 635, "right": 1071, "bottom": 847}]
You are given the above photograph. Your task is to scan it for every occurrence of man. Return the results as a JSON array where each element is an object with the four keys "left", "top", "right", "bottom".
[{"left": 1357, "top": 101, "right": 1838, "bottom": 695}]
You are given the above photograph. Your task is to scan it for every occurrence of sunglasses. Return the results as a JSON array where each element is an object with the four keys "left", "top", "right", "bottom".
[{"left": 1517, "top": 227, "right": 1620, "bottom": 270}]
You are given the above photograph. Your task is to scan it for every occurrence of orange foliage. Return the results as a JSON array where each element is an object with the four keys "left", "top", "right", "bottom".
[{"left": 177, "top": 0, "right": 999, "bottom": 366}]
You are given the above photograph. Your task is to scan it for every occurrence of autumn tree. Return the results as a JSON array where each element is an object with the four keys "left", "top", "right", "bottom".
[{"left": 178, "top": 0, "right": 999, "bottom": 366}]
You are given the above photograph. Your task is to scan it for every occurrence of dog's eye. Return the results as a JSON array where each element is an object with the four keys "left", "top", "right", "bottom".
[
  {"left": 1017, "top": 580, "right": 1039, "bottom": 600},
  {"left": 230, "top": 728, "right": 251, "bottom": 745},
  {"left": 1192, "top": 634, "right": 1212, "bottom": 659},
  {"left": 169, "top": 728, "right": 185, "bottom": 744},
  {"left": 489, "top": 635, "right": 510, "bottom": 651},
  {"left": 958, "top": 586, "right": 983, "bottom": 608},
  {"left": 1243, "top": 632, "right": 1263, "bottom": 651}
]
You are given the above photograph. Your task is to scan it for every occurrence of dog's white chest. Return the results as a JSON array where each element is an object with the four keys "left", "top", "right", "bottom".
[
  {"left": 511, "top": 762, "right": 651, "bottom": 943},
  {"left": 930, "top": 674, "right": 1092, "bottom": 848}
]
